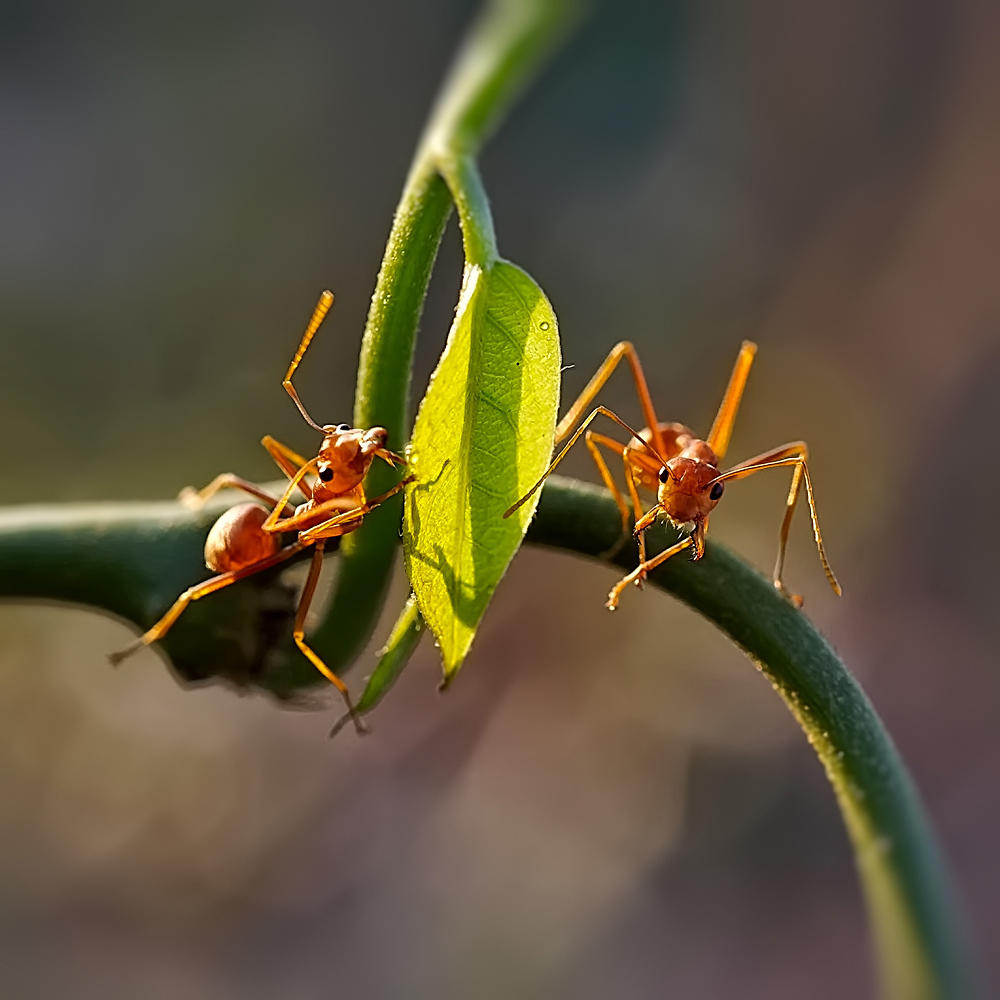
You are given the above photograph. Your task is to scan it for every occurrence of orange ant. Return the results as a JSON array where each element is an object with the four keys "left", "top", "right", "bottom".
[
  {"left": 110, "top": 291, "right": 412, "bottom": 731},
  {"left": 505, "top": 340, "right": 841, "bottom": 610}
]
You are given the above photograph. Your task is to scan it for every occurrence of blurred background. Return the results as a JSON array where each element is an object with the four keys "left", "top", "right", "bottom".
[{"left": 0, "top": 0, "right": 997, "bottom": 996}]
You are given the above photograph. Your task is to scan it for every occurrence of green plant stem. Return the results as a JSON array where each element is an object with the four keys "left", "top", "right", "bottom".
[
  {"left": 441, "top": 156, "right": 498, "bottom": 268},
  {"left": 348, "top": 473, "right": 972, "bottom": 998},
  {"left": 527, "top": 476, "right": 972, "bottom": 1000},
  {"left": 0, "top": 475, "right": 972, "bottom": 997},
  {"left": 312, "top": 0, "right": 580, "bottom": 676},
  {"left": 0, "top": 496, "right": 315, "bottom": 692},
  {"left": 356, "top": 594, "right": 424, "bottom": 716},
  {"left": 305, "top": 167, "right": 452, "bottom": 686}
]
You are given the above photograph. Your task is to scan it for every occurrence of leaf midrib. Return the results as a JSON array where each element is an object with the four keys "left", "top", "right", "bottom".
[{"left": 448, "top": 265, "right": 491, "bottom": 667}]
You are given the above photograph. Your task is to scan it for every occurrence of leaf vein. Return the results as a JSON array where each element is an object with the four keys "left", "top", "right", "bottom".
[
  {"left": 478, "top": 389, "right": 519, "bottom": 432},
  {"left": 484, "top": 310, "right": 526, "bottom": 359}
]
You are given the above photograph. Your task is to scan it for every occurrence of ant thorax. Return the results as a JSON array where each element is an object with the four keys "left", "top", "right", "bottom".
[{"left": 626, "top": 422, "right": 699, "bottom": 491}]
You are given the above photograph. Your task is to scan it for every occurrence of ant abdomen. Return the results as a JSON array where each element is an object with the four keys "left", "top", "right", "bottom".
[{"left": 204, "top": 503, "right": 280, "bottom": 573}]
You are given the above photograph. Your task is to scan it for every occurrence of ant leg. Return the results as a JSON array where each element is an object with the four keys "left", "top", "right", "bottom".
[
  {"left": 555, "top": 342, "right": 665, "bottom": 458},
  {"left": 622, "top": 454, "right": 647, "bottom": 582},
  {"left": 292, "top": 540, "right": 368, "bottom": 734},
  {"left": 179, "top": 436, "right": 316, "bottom": 516},
  {"left": 723, "top": 441, "right": 807, "bottom": 600},
  {"left": 262, "top": 458, "right": 323, "bottom": 533},
  {"left": 264, "top": 491, "right": 364, "bottom": 536},
  {"left": 606, "top": 535, "right": 694, "bottom": 610},
  {"left": 584, "top": 430, "right": 632, "bottom": 552},
  {"left": 505, "top": 406, "right": 662, "bottom": 519},
  {"left": 297, "top": 477, "right": 415, "bottom": 544},
  {"left": 774, "top": 463, "right": 806, "bottom": 603},
  {"left": 109, "top": 541, "right": 307, "bottom": 665},
  {"left": 178, "top": 474, "right": 294, "bottom": 516},
  {"left": 261, "top": 435, "right": 314, "bottom": 500},
  {"left": 706, "top": 341, "right": 757, "bottom": 461},
  {"left": 282, "top": 291, "right": 334, "bottom": 432},
  {"left": 713, "top": 446, "right": 841, "bottom": 599}
]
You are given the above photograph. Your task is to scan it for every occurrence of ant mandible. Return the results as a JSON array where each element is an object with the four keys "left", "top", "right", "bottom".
[
  {"left": 110, "top": 291, "right": 412, "bottom": 731},
  {"left": 505, "top": 340, "right": 841, "bottom": 610}
]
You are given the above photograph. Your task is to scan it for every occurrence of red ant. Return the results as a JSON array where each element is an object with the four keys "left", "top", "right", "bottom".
[
  {"left": 505, "top": 340, "right": 841, "bottom": 609},
  {"left": 110, "top": 292, "right": 412, "bottom": 731}
]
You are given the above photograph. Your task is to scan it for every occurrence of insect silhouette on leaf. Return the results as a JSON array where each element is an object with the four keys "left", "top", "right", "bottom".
[
  {"left": 505, "top": 340, "right": 841, "bottom": 610},
  {"left": 110, "top": 292, "right": 413, "bottom": 732}
]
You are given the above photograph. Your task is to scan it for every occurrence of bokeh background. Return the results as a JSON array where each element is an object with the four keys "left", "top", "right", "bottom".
[{"left": 0, "top": 0, "right": 997, "bottom": 996}]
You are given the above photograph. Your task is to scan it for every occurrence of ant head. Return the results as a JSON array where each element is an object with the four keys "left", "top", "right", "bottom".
[
  {"left": 656, "top": 457, "right": 725, "bottom": 524},
  {"left": 314, "top": 425, "right": 391, "bottom": 494}
]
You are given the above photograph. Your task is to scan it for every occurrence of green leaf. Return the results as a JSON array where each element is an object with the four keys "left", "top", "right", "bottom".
[{"left": 403, "top": 260, "right": 560, "bottom": 680}]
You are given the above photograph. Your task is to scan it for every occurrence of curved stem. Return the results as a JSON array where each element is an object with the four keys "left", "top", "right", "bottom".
[
  {"left": 440, "top": 155, "right": 498, "bottom": 268},
  {"left": 351, "top": 474, "right": 972, "bottom": 997},
  {"left": 0, "top": 474, "right": 973, "bottom": 997},
  {"left": 526, "top": 476, "right": 974, "bottom": 1000}
]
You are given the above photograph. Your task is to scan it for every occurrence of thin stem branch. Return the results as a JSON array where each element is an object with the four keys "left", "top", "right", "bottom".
[{"left": 440, "top": 155, "right": 498, "bottom": 268}]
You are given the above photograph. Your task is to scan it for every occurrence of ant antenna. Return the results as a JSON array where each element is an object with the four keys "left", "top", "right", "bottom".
[{"left": 283, "top": 291, "right": 334, "bottom": 432}]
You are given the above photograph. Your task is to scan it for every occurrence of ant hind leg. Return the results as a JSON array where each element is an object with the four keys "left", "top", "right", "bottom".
[
  {"left": 178, "top": 474, "right": 291, "bottom": 514},
  {"left": 109, "top": 541, "right": 306, "bottom": 665},
  {"left": 706, "top": 341, "right": 756, "bottom": 461},
  {"left": 292, "top": 540, "right": 368, "bottom": 735}
]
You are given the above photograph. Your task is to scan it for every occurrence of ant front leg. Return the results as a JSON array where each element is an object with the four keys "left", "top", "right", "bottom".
[
  {"left": 606, "top": 535, "right": 694, "bottom": 610},
  {"left": 623, "top": 458, "right": 646, "bottom": 583},
  {"left": 297, "top": 477, "right": 415, "bottom": 545}
]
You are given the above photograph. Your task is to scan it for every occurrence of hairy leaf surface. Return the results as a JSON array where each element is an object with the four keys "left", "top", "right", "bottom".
[{"left": 403, "top": 260, "right": 559, "bottom": 679}]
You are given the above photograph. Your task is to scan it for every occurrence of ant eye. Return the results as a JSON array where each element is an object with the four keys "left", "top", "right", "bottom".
[
  {"left": 337, "top": 423, "right": 350, "bottom": 432},
  {"left": 709, "top": 482, "right": 725, "bottom": 501},
  {"left": 318, "top": 467, "right": 334, "bottom": 482},
  {"left": 658, "top": 467, "right": 670, "bottom": 484}
]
